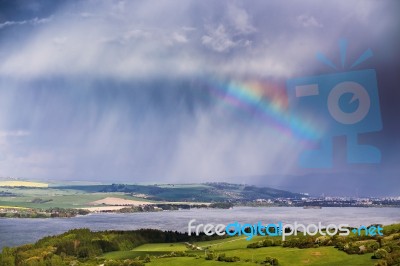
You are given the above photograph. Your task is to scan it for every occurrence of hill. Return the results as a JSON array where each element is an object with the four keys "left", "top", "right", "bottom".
[
  {"left": 1, "top": 224, "right": 399, "bottom": 265},
  {"left": 53, "top": 182, "right": 304, "bottom": 202}
]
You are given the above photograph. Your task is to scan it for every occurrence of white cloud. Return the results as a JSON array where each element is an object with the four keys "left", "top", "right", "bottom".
[
  {"left": 0, "top": 0, "right": 392, "bottom": 81},
  {"left": 80, "top": 12, "right": 95, "bottom": 18},
  {"left": 202, "top": 24, "right": 236, "bottom": 52},
  {"left": 0, "top": 131, "right": 30, "bottom": 147},
  {"left": 52, "top": 36, "right": 67, "bottom": 45},
  {"left": 227, "top": 5, "right": 256, "bottom": 34},
  {"left": 0, "top": 130, "right": 30, "bottom": 138},
  {"left": 297, "top": 14, "right": 323, "bottom": 28},
  {"left": 172, "top": 32, "right": 188, "bottom": 43},
  {"left": 201, "top": 5, "right": 256, "bottom": 53},
  {"left": 0, "top": 16, "right": 52, "bottom": 29}
]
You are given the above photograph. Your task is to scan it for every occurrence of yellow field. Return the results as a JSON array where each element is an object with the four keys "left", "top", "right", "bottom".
[
  {"left": 0, "top": 181, "right": 48, "bottom": 188},
  {"left": 0, "top": 205, "right": 30, "bottom": 209}
]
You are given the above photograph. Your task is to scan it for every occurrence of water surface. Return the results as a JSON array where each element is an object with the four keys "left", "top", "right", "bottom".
[{"left": 1, "top": 207, "right": 399, "bottom": 250}]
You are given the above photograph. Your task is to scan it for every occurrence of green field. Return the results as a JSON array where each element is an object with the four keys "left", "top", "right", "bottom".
[
  {"left": 102, "top": 236, "right": 374, "bottom": 266},
  {"left": 1, "top": 182, "right": 398, "bottom": 265},
  {"left": 104, "top": 243, "right": 189, "bottom": 260},
  {"left": 0, "top": 181, "right": 302, "bottom": 212},
  {"left": 3, "top": 225, "right": 399, "bottom": 266},
  {"left": 0, "top": 187, "right": 152, "bottom": 209}
]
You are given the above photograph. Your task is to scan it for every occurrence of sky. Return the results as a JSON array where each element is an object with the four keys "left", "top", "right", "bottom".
[{"left": 0, "top": 0, "right": 399, "bottom": 196}]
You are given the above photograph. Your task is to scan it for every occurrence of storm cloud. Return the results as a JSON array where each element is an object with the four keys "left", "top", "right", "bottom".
[{"left": 0, "top": 0, "right": 399, "bottom": 196}]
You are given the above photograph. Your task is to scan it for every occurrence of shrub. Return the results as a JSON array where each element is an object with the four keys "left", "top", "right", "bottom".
[
  {"left": 334, "top": 241, "right": 345, "bottom": 251},
  {"left": 261, "top": 239, "right": 274, "bottom": 247},
  {"left": 373, "top": 249, "right": 389, "bottom": 259},
  {"left": 217, "top": 253, "right": 226, "bottom": 261},
  {"left": 374, "top": 260, "right": 388, "bottom": 266},
  {"left": 282, "top": 237, "right": 315, "bottom": 249},
  {"left": 315, "top": 236, "right": 331, "bottom": 246},
  {"left": 105, "top": 260, "right": 122, "bottom": 266},
  {"left": 215, "top": 253, "right": 240, "bottom": 262},
  {"left": 205, "top": 251, "right": 214, "bottom": 260},
  {"left": 247, "top": 238, "right": 281, "bottom": 249},
  {"left": 247, "top": 242, "right": 260, "bottom": 248},
  {"left": 123, "top": 260, "right": 145, "bottom": 266},
  {"left": 143, "top": 254, "right": 151, "bottom": 263},
  {"left": 224, "top": 256, "right": 240, "bottom": 262},
  {"left": 264, "top": 256, "right": 279, "bottom": 265}
]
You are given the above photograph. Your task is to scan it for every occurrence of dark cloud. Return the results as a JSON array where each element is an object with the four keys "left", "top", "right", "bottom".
[{"left": 0, "top": 0, "right": 399, "bottom": 196}]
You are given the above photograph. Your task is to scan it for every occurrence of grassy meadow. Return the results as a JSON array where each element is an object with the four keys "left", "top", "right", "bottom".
[
  {"left": 0, "top": 187, "right": 152, "bottom": 209},
  {"left": 102, "top": 236, "right": 374, "bottom": 266},
  {"left": 1, "top": 224, "right": 399, "bottom": 265}
]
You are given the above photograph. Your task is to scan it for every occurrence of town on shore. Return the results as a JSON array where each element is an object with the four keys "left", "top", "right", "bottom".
[{"left": 1, "top": 180, "right": 399, "bottom": 218}]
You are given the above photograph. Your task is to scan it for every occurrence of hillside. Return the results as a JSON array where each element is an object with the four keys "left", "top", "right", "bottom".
[
  {"left": 1, "top": 224, "right": 399, "bottom": 265},
  {"left": 53, "top": 182, "right": 303, "bottom": 202}
]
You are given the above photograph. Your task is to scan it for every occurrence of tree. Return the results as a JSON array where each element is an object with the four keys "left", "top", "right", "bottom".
[
  {"left": 0, "top": 254, "right": 15, "bottom": 266},
  {"left": 0, "top": 247, "right": 15, "bottom": 266}
]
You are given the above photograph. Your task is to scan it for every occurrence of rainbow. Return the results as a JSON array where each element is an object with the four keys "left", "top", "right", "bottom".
[{"left": 206, "top": 78, "right": 322, "bottom": 140}]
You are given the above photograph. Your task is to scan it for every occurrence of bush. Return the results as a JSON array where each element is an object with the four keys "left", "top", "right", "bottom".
[
  {"left": 367, "top": 241, "right": 380, "bottom": 251},
  {"left": 124, "top": 260, "right": 145, "bottom": 266},
  {"left": 264, "top": 256, "right": 279, "bottom": 265},
  {"left": 315, "top": 236, "right": 331, "bottom": 246},
  {"left": 225, "top": 256, "right": 240, "bottom": 262},
  {"left": 374, "top": 261, "right": 388, "bottom": 266},
  {"left": 105, "top": 260, "right": 122, "bottom": 266},
  {"left": 217, "top": 253, "right": 226, "bottom": 261},
  {"left": 262, "top": 239, "right": 274, "bottom": 247},
  {"left": 247, "top": 238, "right": 281, "bottom": 249},
  {"left": 373, "top": 249, "right": 389, "bottom": 259},
  {"left": 215, "top": 253, "right": 240, "bottom": 262},
  {"left": 104, "top": 259, "right": 145, "bottom": 266},
  {"left": 282, "top": 237, "right": 315, "bottom": 249},
  {"left": 335, "top": 241, "right": 345, "bottom": 251},
  {"left": 143, "top": 254, "right": 151, "bottom": 263},
  {"left": 205, "top": 252, "right": 214, "bottom": 260}
]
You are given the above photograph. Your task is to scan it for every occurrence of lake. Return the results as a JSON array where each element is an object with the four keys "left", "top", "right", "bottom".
[{"left": 1, "top": 207, "right": 399, "bottom": 250}]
